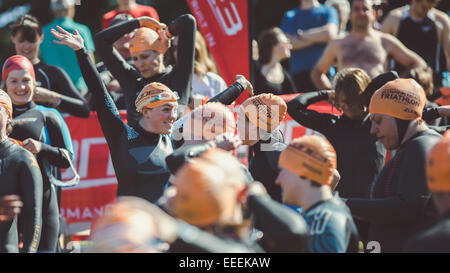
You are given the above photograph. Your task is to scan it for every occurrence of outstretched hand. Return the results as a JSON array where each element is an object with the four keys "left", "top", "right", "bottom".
[{"left": 51, "top": 25, "right": 85, "bottom": 51}]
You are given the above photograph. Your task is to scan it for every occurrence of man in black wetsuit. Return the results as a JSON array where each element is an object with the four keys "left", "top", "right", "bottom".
[
  {"left": 276, "top": 135, "right": 359, "bottom": 253},
  {"left": 346, "top": 78, "right": 442, "bottom": 252},
  {"left": 403, "top": 130, "right": 450, "bottom": 252},
  {"left": 0, "top": 90, "right": 42, "bottom": 253},
  {"left": 94, "top": 14, "right": 196, "bottom": 127}
]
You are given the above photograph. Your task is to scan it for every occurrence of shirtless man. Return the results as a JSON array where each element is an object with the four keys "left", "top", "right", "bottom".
[
  {"left": 311, "top": 0, "right": 426, "bottom": 90},
  {"left": 381, "top": 0, "right": 450, "bottom": 74}
]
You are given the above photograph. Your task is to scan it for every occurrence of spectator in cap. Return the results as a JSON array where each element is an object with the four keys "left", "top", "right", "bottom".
[
  {"left": 276, "top": 135, "right": 359, "bottom": 253},
  {"left": 102, "top": 0, "right": 159, "bottom": 30},
  {"left": 40, "top": 0, "right": 96, "bottom": 95},
  {"left": 403, "top": 130, "right": 450, "bottom": 252},
  {"left": 346, "top": 78, "right": 443, "bottom": 252}
]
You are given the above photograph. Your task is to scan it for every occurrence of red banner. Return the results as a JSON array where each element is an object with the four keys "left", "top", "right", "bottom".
[
  {"left": 60, "top": 98, "right": 339, "bottom": 235},
  {"left": 187, "top": 0, "right": 250, "bottom": 104}
]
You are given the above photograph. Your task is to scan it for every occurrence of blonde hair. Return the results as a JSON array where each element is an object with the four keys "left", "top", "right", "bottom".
[
  {"left": 194, "top": 31, "right": 218, "bottom": 77},
  {"left": 333, "top": 67, "right": 371, "bottom": 107}
]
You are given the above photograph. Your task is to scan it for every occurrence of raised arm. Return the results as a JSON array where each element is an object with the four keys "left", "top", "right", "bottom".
[
  {"left": 286, "top": 90, "right": 338, "bottom": 134},
  {"left": 52, "top": 26, "right": 128, "bottom": 147}
]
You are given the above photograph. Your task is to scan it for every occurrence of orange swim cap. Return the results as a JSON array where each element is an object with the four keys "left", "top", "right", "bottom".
[
  {"left": 167, "top": 148, "right": 245, "bottom": 227},
  {"left": 0, "top": 90, "right": 12, "bottom": 119},
  {"left": 426, "top": 130, "right": 450, "bottom": 193},
  {"left": 240, "top": 93, "right": 287, "bottom": 132},
  {"left": 369, "top": 78, "right": 426, "bottom": 120},
  {"left": 135, "top": 82, "right": 179, "bottom": 112},
  {"left": 129, "top": 27, "right": 162, "bottom": 55},
  {"left": 182, "top": 102, "right": 236, "bottom": 141},
  {"left": 279, "top": 135, "right": 337, "bottom": 186}
]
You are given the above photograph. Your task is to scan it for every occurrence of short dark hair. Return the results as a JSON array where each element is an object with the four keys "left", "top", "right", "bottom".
[{"left": 11, "top": 15, "right": 42, "bottom": 42}]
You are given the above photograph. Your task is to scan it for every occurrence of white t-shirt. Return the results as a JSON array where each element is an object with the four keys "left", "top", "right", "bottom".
[{"left": 192, "top": 72, "right": 228, "bottom": 98}]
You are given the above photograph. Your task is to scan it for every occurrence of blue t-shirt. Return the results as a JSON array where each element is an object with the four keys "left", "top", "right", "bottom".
[
  {"left": 40, "top": 17, "right": 95, "bottom": 92},
  {"left": 281, "top": 4, "right": 338, "bottom": 74}
]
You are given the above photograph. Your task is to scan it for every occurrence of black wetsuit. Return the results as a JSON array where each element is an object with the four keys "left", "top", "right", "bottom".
[
  {"left": 168, "top": 193, "right": 309, "bottom": 253},
  {"left": 287, "top": 91, "right": 386, "bottom": 199},
  {"left": 394, "top": 6, "right": 441, "bottom": 75},
  {"left": 0, "top": 139, "right": 43, "bottom": 253},
  {"left": 9, "top": 102, "right": 73, "bottom": 252},
  {"left": 346, "top": 129, "right": 442, "bottom": 253},
  {"left": 403, "top": 209, "right": 450, "bottom": 253},
  {"left": 254, "top": 62, "right": 297, "bottom": 96},
  {"left": 247, "top": 131, "right": 286, "bottom": 202},
  {"left": 302, "top": 194, "right": 359, "bottom": 253},
  {"left": 34, "top": 61, "right": 90, "bottom": 118},
  {"left": 94, "top": 14, "right": 196, "bottom": 127}
]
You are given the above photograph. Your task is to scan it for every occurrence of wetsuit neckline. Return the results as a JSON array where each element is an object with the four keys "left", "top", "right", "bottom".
[
  {"left": 133, "top": 123, "right": 161, "bottom": 140},
  {"left": 143, "top": 66, "right": 173, "bottom": 82},
  {"left": 398, "top": 129, "right": 437, "bottom": 150},
  {"left": 302, "top": 193, "right": 340, "bottom": 214},
  {"left": 12, "top": 101, "right": 36, "bottom": 118},
  {"left": 0, "top": 139, "right": 13, "bottom": 156}
]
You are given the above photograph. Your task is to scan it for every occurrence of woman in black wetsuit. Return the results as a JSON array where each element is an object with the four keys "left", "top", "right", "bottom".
[
  {"left": 2, "top": 55, "right": 74, "bottom": 252},
  {"left": 0, "top": 90, "right": 42, "bottom": 253},
  {"left": 287, "top": 68, "right": 388, "bottom": 199},
  {"left": 94, "top": 14, "right": 195, "bottom": 127},
  {"left": 10, "top": 15, "right": 90, "bottom": 118}
]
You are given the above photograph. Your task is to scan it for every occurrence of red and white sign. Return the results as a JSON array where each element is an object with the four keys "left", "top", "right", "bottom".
[{"left": 187, "top": 0, "right": 251, "bottom": 104}]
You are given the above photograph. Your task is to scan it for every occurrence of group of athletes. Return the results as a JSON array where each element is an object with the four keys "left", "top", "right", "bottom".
[{"left": 0, "top": 0, "right": 449, "bottom": 253}]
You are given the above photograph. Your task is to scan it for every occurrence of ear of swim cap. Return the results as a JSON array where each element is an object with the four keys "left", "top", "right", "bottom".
[
  {"left": 182, "top": 102, "right": 236, "bottom": 141},
  {"left": 0, "top": 90, "right": 12, "bottom": 119},
  {"left": 279, "top": 135, "right": 337, "bottom": 186},
  {"left": 369, "top": 78, "right": 426, "bottom": 120},
  {"left": 2, "top": 55, "right": 35, "bottom": 83},
  {"left": 129, "top": 27, "right": 161, "bottom": 55},
  {"left": 240, "top": 93, "right": 287, "bottom": 132},
  {"left": 426, "top": 130, "right": 450, "bottom": 193},
  {"left": 168, "top": 148, "right": 245, "bottom": 227},
  {"left": 135, "top": 82, "right": 179, "bottom": 112}
]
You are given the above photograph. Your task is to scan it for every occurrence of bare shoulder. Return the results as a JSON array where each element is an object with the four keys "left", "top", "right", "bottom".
[
  {"left": 432, "top": 8, "right": 450, "bottom": 26},
  {"left": 386, "top": 6, "right": 404, "bottom": 20}
]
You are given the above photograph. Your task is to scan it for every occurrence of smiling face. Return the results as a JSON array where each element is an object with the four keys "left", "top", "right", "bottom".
[
  {"left": 141, "top": 102, "right": 178, "bottom": 134},
  {"left": 370, "top": 113, "right": 399, "bottom": 150},
  {"left": 5, "top": 69, "right": 35, "bottom": 105},
  {"left": 11, "top": 31, "right": 42, "bottom": 62},
  {"left": 131, "top": 49, "right": 164, "bottom": 78}
]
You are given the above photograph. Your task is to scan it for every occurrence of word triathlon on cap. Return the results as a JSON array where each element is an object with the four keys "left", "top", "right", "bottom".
[{"left": 380, "top": 89, "right": 421, "bottom": 107}]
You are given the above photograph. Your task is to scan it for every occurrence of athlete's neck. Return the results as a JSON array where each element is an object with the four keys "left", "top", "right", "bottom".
[
  {"left": 12, "top": 101, "right": 35, "bottom": 117},
  {"left": 138, "top": 118, "right": 160, "bottom": 135},
  {"left": 300, "top": 186, "right": 333, "bottom": 212},
  {"left": 301, "top": 0, "right": 319, "bottom": 10},
  {"left": 351, "top": 24, "right": 373, "bottom": 37},
  {"left": 409, "top": 5, "right": 428, "bottom": 21},
  {"left": 400, "top": 119, "right": 429, "bottom": 146}
]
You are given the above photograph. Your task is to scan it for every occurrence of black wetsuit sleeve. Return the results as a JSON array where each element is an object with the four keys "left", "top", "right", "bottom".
[
  {"left": 165, "top": 142, "right": 215, "bottom": 174},
  {"left": 49, "top": 66, "right": 90, "bottom": 118},
  {"left": 94, "top": 19, "right": 141, "bottom": 88},
  {"left": 207, "top": 82, "right": 245, "bottom": 105},
  {"left": 170, "top": 221, "right": 258, "bottom": 253},
  {"left": 38, "top": 111, "right": 73, "bottom": 169},
  {"left": 19, "top": 155, "right": 43, "bottom": 253},
  {"left": 75, "top": 48, "right": 127, "bottom": 147},
  {"left": 286, "top": 91, "right": 337, "bottom": 134},
  {"left": 422, "top": 107, "right": 441, "bottom": 122},
  {"left": 346, "top": 141, "right": 433, "bottom": 224},
  {"left": 167, "top": 14, "right": 196, "bottom": 108},
  {"left": 248, "top": 195, "right": 309, "bottom": 253}
]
